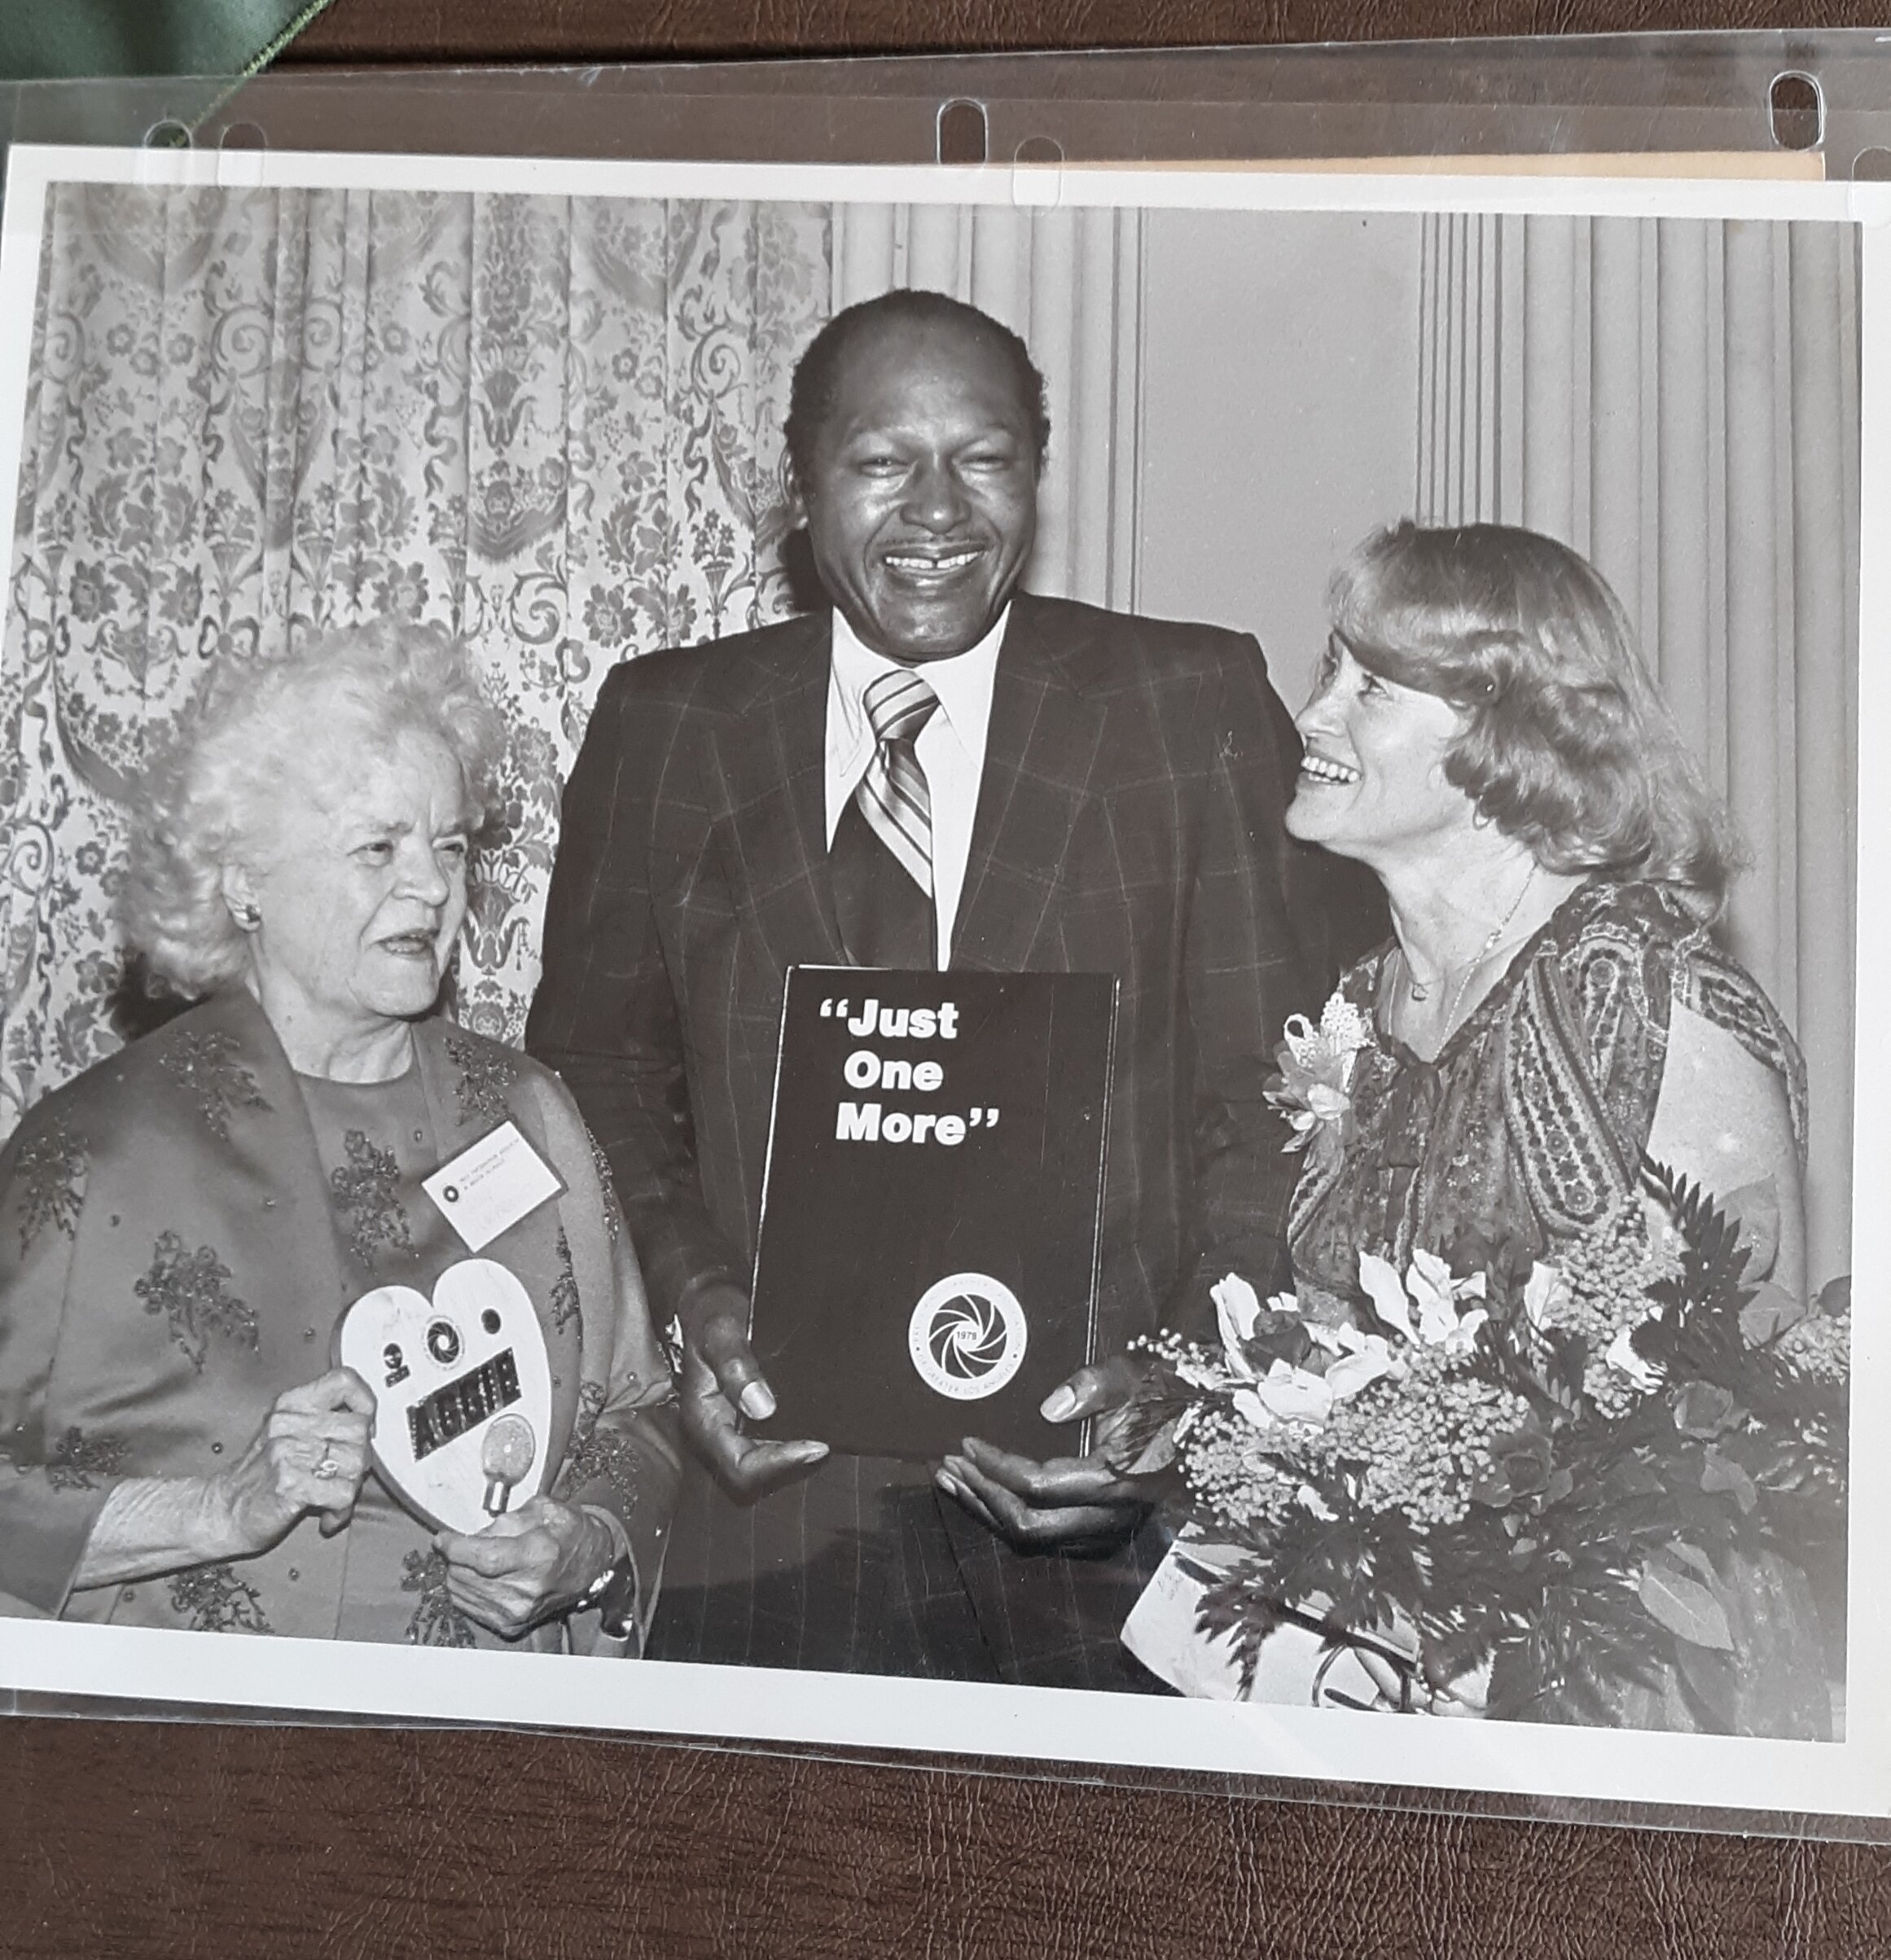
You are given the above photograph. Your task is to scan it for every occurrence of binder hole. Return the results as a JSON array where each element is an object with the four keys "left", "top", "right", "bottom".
[
  {"left": 142, "top": 119, "right": 191, "bottom": 151},
  {"left": 937, "top": 99, "right": 987, "bottom": 168},
  {"left": 1769, "top": 72, "right": 1824, "bottom": 151},
  {"left": 1853, "top": 147, "right": 1891, "bottom": 180},
  {"left": 214, "top": 118, "right": 268, "bottom": 186},
  {"left": 1011, "top": 135, "right": 1064, "bottom": 208}
]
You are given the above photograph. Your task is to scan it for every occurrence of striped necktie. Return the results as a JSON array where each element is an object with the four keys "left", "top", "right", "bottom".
[{"left": 831, "top": 667, "right": 941, "bottom": 969}]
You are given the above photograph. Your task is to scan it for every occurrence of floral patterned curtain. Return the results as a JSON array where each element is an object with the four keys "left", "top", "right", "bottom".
[{"left": 0, "top": 183, "right": 831, "bottom": 1131}]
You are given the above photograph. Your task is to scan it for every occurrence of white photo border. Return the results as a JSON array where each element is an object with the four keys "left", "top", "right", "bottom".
[{"left": 0, "top": 143, "right": 1884, "bottom": 1826}]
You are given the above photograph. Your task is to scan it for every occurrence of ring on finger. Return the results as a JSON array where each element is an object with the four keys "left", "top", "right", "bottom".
[{"left": 314, "top": 1445, "right": 340, "bottom": 1481}]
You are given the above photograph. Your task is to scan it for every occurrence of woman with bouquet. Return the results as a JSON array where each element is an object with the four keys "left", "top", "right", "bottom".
[
  {"left": 1285, "top": 521, "right": 1802, "bottom": 1314},
  {"left": 1139, "top": 521, "right": 1842, "bottom": 1737}
]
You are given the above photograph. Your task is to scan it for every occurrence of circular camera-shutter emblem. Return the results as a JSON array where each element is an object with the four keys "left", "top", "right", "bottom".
[{"left": 907, "top": 1274, "right": 1027, "bottom": 1401}]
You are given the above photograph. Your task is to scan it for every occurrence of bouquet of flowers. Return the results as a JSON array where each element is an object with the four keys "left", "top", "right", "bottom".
[{"left": 1128, "top": 1019, "right": 1849, "bottom": 1726}]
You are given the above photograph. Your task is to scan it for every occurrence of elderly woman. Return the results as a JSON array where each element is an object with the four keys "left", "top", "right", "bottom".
[
  {"left": 0, "top": 623, "right": 678, "bottom": 1652},
  {"left": 1279, "top": 520, "right": 1826, "bottom": 1733}
]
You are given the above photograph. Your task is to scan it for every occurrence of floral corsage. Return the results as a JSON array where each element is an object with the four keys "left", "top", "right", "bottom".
[{"left": 1264, "top": 987, "right": 1374, "bottom": 1166}]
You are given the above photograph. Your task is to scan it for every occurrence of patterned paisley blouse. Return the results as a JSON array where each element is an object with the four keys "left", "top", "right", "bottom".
[
  {"left": 1288, "top": 877, "right": 1831, "bottom": 1738},
  {"left": 1288, "top": 878, "right": 1807, "bottom": 1305}
]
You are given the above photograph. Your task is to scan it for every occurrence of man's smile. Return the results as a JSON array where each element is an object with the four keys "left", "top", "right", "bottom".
[{"left": 882, "top": 546, "right": 985, "bottom": 576}]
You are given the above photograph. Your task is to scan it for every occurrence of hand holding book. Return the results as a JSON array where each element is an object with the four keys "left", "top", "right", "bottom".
[
  {"left": 934, "top": 1354, "right": 1157, "bottom": 1553},
  {"left": 677, "top": 1278, "right": 829, "bottom": 1502}
]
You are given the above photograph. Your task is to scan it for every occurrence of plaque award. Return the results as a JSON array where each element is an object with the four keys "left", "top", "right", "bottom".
[
  {"left": 748, "top": 967, "right": 1117, "bottom": 1460},
  {"left": 336, "top": 1258, "right": 555, "bottom": 1534}
]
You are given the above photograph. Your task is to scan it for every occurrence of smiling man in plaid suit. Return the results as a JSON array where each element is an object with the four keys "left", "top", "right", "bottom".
[{"left": 527, "top": 290, "right": 1374, "bottom": 1688}]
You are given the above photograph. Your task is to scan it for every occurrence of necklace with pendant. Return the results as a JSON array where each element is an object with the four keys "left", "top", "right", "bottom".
[{"left": 1404, "top": 864, "right": 1540, "bottom": 1033}]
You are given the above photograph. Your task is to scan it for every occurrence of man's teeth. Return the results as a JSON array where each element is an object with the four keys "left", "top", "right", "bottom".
[
  {"left": 1301, "top": 753, "right": 1362, "bottom": 785},
  {"left": 885, "top": 550, "right": 980, "bottom": 572}
]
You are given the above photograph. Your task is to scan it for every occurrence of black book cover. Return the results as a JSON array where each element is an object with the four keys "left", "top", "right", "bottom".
[{"left": 748, "top": 967, "right": 1118, "bottom": 1462}]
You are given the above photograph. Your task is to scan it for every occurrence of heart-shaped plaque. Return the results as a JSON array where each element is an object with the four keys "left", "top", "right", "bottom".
[{"left": 337, "top": 1258, "right": 555, "bottom": 1536}]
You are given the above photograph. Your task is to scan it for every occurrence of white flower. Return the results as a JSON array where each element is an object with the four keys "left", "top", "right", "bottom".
[
  {"left": 1359, "top": 1253, "right": 1417, "bottom": 1342},
  {"left": 1213, "top": 1271, "right": 1263, "bottom": 1343},
  {"left": 1210, "top": 1273, "right": 1303, "bottom": 1383},
  {"left": 1230, "top": 1388, "right": 1272, "bottom": 1430},
  {"left": 1319, "top": 991, "right": 1374, "bottom": 1058},
  {"left": 1433, "top": 1307, "right": 1489, "bottom": 1358},
  {"left": 1522, "top": 1261, "right": 1569, "bottom": 1331},
  {"left": 1280, "top": 1014, "right": 1321, "bottom": 1069},
  {"left": 1302, "top": 1320, "right": 1397, "bottom": 1400},
  {"left": 1212, "top": 1274, "right": 1264, "bottom": 1382},
  {"left": 1232, "top": 1359, "right": 1336, "bottom": 1430},
  {"left": 1326, "top": 1337, "right": 1399, "bottom": 1399},
  {"left": 1604, "top": 1322, "right": 1663, "bottom": 1392},
  {"left": 1281, "top": 989, "right": 1375, "bottom": 1085},
  {"left": 1359, "top": 1250, "right": 1489, "bottom": 1356}
]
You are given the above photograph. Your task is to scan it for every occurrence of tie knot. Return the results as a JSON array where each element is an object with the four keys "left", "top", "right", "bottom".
[{"left": 863, "top": 668, "right": 939, "bottom": 747}]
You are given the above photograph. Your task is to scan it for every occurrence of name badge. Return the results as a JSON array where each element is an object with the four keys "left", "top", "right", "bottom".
[{"left": 423, "top": 1121, "right": 564, "bottom": 1252}]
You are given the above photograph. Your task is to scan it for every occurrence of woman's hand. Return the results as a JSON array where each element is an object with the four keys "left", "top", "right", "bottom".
[
  {"left": 70, "top": 1367, "right": 377, "bottom": 1590},
  {"left": 208, "top": 1367, "right": 377, "bottom": 1555},
  {"left": 433, "top": 1497, "right": 617, "bottom": 1640}
]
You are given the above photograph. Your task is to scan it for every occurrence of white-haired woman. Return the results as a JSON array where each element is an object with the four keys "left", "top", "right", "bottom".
[
  {"left": 0, "top": 623, "right": 678, "bottom": 1652},
  {"left": 1281, "top": 520, "right": 1826, "bottom": 1735}
]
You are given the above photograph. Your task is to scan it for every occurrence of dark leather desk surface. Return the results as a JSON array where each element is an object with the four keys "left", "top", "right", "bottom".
[{"left": 5, "top": 3, "right": 1887, "bottom": 1953}]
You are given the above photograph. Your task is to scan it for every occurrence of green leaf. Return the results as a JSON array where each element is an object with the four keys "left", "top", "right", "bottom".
[
  {"left": 1122, "top": 1417, "right": 1179, "bottom": 1478},
  {"left": 1722, "top": 1178, "right": 1781, "bottom": 1281},
  {"left": 1639, "top": 1556, "right": 1736, "bottom": 1651},
  {"left": 1673, "top": 1381, "right": 1741, "bottom": 1439},
  {"left": 1740, "top": 1280, "right": 1808, "bottom": 1349},
  {"left": 1700, "top": 1446, "right": 1759, "bottom": 1515}
]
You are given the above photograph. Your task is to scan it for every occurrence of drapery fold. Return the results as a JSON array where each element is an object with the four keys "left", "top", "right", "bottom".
[{"left": 0, "top": 184, "right": 831, "bottom": 1121}]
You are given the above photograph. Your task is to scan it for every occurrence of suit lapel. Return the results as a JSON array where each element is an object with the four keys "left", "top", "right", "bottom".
[
  {"left": 953, "top": 594, "right": 1111, "bottom": 974},
  {"left": 703, "top": 612, "right": 847, "bottom": 970}
]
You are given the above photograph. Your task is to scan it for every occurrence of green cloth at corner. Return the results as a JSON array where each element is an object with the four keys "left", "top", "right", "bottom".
[{"left": 0, "top": 0, "right": 334, "bottom": 81}]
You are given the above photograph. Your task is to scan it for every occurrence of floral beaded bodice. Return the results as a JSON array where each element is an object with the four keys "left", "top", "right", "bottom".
[{"left": 1287, "top": 879, "right": 1807, "bottom": 1303}]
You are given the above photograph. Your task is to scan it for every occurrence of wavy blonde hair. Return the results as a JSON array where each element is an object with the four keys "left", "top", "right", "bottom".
[
  {"left": 122, "top": 621, "right": 506, "bottom": 995},
  {"left": 1329, "top": 521, "right": 1741, "bottom": 918}
]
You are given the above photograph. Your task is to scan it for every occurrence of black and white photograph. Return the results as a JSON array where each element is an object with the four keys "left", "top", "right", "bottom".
[{"left": 0, "top": 146, "right": 1878, "bottom": 1821}]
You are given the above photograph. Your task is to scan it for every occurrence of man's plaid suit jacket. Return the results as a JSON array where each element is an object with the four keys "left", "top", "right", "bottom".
[{"left": 526, "top": 591, "right": 1372, "bottom": 1681}]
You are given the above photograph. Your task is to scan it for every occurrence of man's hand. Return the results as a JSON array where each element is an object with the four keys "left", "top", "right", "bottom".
[
  {"left": 934, "top": 1356, "right": 1156, "bottom": 1554},
  {"left": 678, "top": 1280, "right": 829, "bottom": 1502}
]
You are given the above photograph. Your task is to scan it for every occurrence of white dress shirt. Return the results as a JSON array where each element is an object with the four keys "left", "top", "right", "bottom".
[{"left": 824, "top": 605, "right": 1008, "bottom": 968}]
